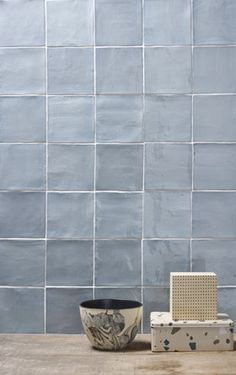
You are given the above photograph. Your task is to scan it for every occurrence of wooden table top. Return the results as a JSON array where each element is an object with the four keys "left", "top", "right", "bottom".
[{"left": 0, "top": 334, "right": 235, "bottom": 375}]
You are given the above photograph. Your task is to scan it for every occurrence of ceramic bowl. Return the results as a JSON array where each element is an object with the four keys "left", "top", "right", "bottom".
[{"left": 80, "top": 299, "right": 143, "bottom": 351}]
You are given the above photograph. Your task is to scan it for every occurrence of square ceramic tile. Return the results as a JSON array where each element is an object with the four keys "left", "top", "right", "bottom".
[
  {"left": 143, "top": 240, "right": 190, "bottom": 286},
  {"left": 47, "top": 0, "right": 94, "bottom": 46},
  {"left": 0, "top": 0, "right": 45, "bottom": 46},
  {"left": 47, "top": 240, "right": 93, "bottom": 286},
  {"left": 194, "top": 144, "right": 236, "bottom": 190},
  {"left": 0, "top": 96, "right": 46, "bottom": 142},
  {"left": 194, "top": 0, "right": 236, "bottom": 44},
  {"left": 47, "top": 193, "right": 94, "bottom": 239},
  {"left": 144, "top": 191, "right": 191, "bottom": 238},
  {"left": 95, "top": 288, "right": 141, "bottom": 302},
  {"left": 193, "top": 47, "right": 236, "bottom": 93},
  {"left": 96, "top": 48, "right": 142, "bottom": 94},
  {"left": 192, "top": 240, "right": 236, "bottom": 286},
  {"left": 0, "top": 192, "right": 45, "bottom": 238},
  {"left": 96, "top": 0, "right": 142, "bottom": 46},
  {"left": 145, "top": 47, "right": 191, "bottom": 93},
  {"left": 0, "top": 49, "right": 45, "bottom": 94},
  {"left": 48, "top": 145, "right": 94, "bottom": 190},
  {"left": 143, "top": 288, "right": 169, "bottom": 333},
  {"left": 95, "top": 240, "right": 141, "bottom": 285},
  {"left": 0, "top": 144, "right": 46, "bottom": 190},
  {"left": 96, "top": 95, "right": 143, "bottom": 142},
  {"left": 144, "top": 95, "right": 192, "bottom": 142},
  {"left": 46, "top": 288, "right": 93, "bottom": 333},
  {"left": 193, "top": 96, "right": 236, "bottom": 142},
  {"left": 48, "top": 48, "right": 94, "bottom": 94},
  {"left": 96, "top": 145, "right": 143, "bottom": 190},
  {"left": 96, "top": 193, "right": 142, "bottom": 238},
  {"left": 0, "top": 288, "right": 44, "bottom": 333},
  {"left": 0, "top": 240, "right": 45, "bottom": 286},
  {"left": 145, "top": 143, "right": 192, "bottom": 189},
  {"left": 218, "top": 288, "right": 236, "bottom": 327},
  {"left": 48, "top": 96, "right": 94, "bottom": 142},
  {"left": 192, "top": 192, "right": 236, "bottom": 238},
  {"left": 144, "top": 0, "right": 191, "bottom": 45}
]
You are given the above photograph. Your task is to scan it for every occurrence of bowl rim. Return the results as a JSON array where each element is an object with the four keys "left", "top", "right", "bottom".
[{"left": 80, "top": 298, "right": 143, "bottom": 310}]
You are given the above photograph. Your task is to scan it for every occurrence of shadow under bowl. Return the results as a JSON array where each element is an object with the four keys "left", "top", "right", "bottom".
[{"left": 80, "top": 299, "right": 143, "bottom": 351}]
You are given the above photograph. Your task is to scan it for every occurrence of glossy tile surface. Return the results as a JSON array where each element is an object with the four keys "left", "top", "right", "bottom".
[
  {"left": 194, "top": 144, "right": 236, "bottom": 190},
  {"left": 47, "top": 240, "right": 93, "bottom": 286},
  {"left": 96, "top": 48, "right": 142, "bottom": 93},
  {"left": 0, "top": 0, "right": 45, "bottom": 46},
  {"left": 95, "top": 240, "right": 141, "bottom": 285},
  {"left": 0, "top": 144, "right": 46, "bottom": 190},
  {"left": 0, "top": 192, "right": 45, "bottom": 238},
  {"left": 193, "top": 193, "right": 236, "bottom": 238},
  {"left": 96, "top": 193, "right": 142, "bottom": 238},
  {"left": 145, "top": 47, "right": 191, "bottom": 93},
  {"left": 144, "top": 95, "right": 191, "bottom": 142},
  {"left": 144, "top": 0, "right": 191, "bottom": 45},
  {"left": 48, "top": 145, "right": 94, "bottom": 190},
  {"left": 47, "top": 193, "right": 94, "bottom": 239},
  {"left": 48, "top": 96, "right": 94, "bottom": 142},
  {"left": 48, "top": 48, "right": 94, "bottom": 94},
  {"left": 96, "top": 145, "right": 143, "bottom": 190},
  {"left": 96, "top": 0, "right": 142, "bottom": 46},
  {"left": 0, "top": 288, "right": 44, "bottom": 333},
  {"left": 144, "top": 191, "right": 191, "bottom": 238},
  {"left": 145, "top": 143, "right": 192, "bottom": 189},
  {"left": 0, "top": 96, "right": 46, "bottom": 142},
  {"left": 193, "top": 47, "right": 236, "bottom": 93},
  {"left": 96, "top": 95, "right": 143, "bottom": 142},
  {"left": 194, "top": 0, "right": 236, "bottom": 44},
  {"left": 0, "top": 49, "right": 45, "bottom": 94},
  {"left": 0, "top": 240, "right": 45, "bottom": 286},
  {"left": 47, "top": 0, "right": 94, "bottom": 46},
  {"left": 193, "top": 96, "right": 236, "bottom": 142}
]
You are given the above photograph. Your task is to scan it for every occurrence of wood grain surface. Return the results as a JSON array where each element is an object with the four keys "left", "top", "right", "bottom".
[{"left": 0, "top": 334, "right": 235, "bottom": 375}]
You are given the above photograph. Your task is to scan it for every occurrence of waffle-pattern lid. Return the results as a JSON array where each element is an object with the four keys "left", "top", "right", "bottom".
[{"left": 151, "top": 312, "right": 234, "bottom": 328}]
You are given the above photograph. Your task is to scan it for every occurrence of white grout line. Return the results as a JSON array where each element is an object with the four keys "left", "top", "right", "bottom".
[
  {"left": 140, "top": 0, "right": 145, "bottom": 334},
  {"left": 0, "top": 285, "right": 235, "bottom": 289},
  {"left": 2, "top": 237, "right": 236, "bottom": 241},
  {"left": 44, "top": 0, "right": 48, "bottom": 334},
  {"left": 0, "top": 237, "right": 236, "bottom": 242},
  {"left": 2, "top": 44, "right": 236, "bottom": 49},
  {"left": 190, "top": 0, "right": 194, "bottom": 273},
  {"left": 3, "top": 189, "right": 236, "bottom": 194},
  {"left": 2, "top": 92, "right": 236, "bottom": 97},
  {"left": 2, "top": 141, "right": 236, "bottom": 145},
  {"left": 92, "top": 0, "right": 96, "bottom": 300}
]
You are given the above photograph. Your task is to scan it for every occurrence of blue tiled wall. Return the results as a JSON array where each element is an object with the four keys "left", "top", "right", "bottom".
[{"left": 0, "top": 0, "right": 236, "bottom": 333}]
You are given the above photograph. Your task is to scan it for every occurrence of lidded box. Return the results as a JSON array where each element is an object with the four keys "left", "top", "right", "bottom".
[
  {"left": 170, "top": 272, "right": 217, "bottom": 320},
  {"left": 151, "top": 312, "right": 234, "bottom": 352}
]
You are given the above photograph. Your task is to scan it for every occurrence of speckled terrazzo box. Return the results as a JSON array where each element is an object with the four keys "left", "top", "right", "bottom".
[
  {"left": 170, "top": 272, "right": 217, "bottom": 320},
  {"left": 151, "top": 312, "right": 234, "bottom": 352}
]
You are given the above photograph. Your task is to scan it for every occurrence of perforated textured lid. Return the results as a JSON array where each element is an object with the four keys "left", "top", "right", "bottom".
[
  {"left": 170, "top": 272, "right": 217, "bottom": 320},
  {"left": 151, "top": 312, "right": 234, "bottom": 328}
]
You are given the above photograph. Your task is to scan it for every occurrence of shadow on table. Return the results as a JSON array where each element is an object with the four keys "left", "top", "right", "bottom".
[{"left": 124, "top": 339, "right": 151, "bottom": 352}]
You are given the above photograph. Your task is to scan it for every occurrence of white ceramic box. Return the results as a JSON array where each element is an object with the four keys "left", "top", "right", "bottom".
[
  {"left": 170, "top": 272, "right": 217, "bottom": 320},
  {"left": 151, "top": 312, "right": 234, "bottom": 352}
]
